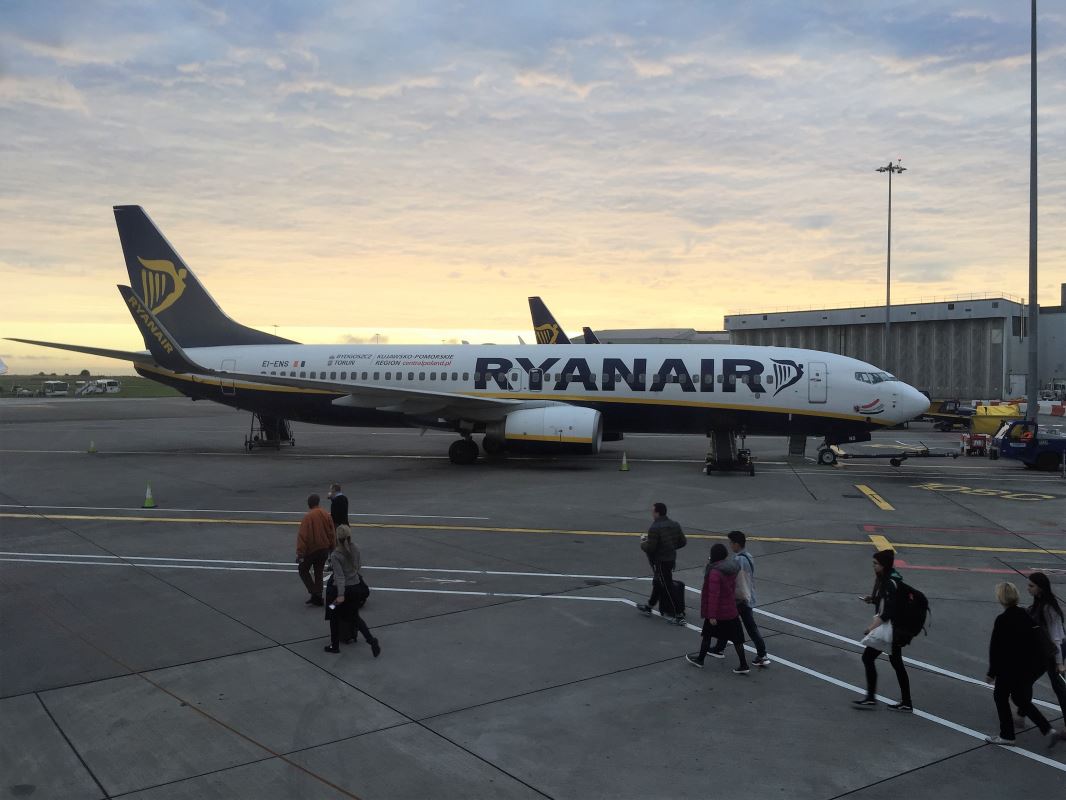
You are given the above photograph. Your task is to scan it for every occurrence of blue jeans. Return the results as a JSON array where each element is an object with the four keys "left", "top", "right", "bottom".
[{"left": 712, "top": 601, "right": 766, "bottom": 658}]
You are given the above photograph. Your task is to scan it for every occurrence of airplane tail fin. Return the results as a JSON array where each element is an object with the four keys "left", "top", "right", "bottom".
[
  {"left": 117, "top": 285, "right": 211, "bottom": 374},
  {"left": 582, "top": 326, "right": 601, "bottom": 344},
  {"left": 113, "top": 206, "right": 296, "bottom": 348},
  {"left": 528, "top": 296, "right": 571, "bottom": 345}
]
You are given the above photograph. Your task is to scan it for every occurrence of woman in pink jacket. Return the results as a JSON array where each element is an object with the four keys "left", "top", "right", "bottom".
[{"left": 686, "top": 543, "right": 749, "bottom": 674}]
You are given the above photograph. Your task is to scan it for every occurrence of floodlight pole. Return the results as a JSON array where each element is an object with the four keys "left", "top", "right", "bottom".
[
  {"left": 1027, "top": 0, "right": 1039, "bottom": 419},
  {"left": 875, "top": 160, "right": 906, "bottom": 373}
]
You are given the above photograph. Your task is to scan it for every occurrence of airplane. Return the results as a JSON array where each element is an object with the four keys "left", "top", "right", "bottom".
[
  {"left": 9, "top": 206, "right": 930, "bottom": 465},
  {"left": 528, "top": 296, "right": 601, "bottom": 344}
]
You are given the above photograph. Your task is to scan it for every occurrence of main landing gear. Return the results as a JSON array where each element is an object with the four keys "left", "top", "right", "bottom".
[
  {"left": 448, "top": 436, "right": 479, "bottom": 465},
  {"left": 703, "top": 430, "right": 756, "bottom": 476},
  {"left": 245, "top": 413, "right": 294, "bottom": 451}
]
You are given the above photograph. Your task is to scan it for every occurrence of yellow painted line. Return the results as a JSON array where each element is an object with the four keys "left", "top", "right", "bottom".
[
  {"left": 856, "top": 484, "right": 895, "bottom": 511},
  {"left": 868, "top": 534, "right": 895, "bottom": 552},
  {"left": 2, "top": 513, "right": 1062, "bottom": 556}
]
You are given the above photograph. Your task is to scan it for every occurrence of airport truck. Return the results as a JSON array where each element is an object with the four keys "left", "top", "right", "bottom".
[{"left": 990, "top": 420, "right": 1066, "bottom": 471}]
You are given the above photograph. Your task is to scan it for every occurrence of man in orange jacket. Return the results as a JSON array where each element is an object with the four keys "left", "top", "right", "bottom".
[{"left": 296, "top": 493, "right": 336, "bottom": 606}]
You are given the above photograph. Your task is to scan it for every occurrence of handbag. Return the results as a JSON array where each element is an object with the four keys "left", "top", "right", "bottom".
[
  {"left": 325, "top": 575, "right": 338, "bottom": 604},
  {"left": 352, "top": 575, "right": 370, "bottom": 605},
  {"left": 860, "top": 621, "right": 893, "bottom": 651}
]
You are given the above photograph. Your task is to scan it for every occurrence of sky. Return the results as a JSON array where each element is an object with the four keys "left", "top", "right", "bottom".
[{"left": 1, "top": 0, "right": 1063, "bottom": 375}]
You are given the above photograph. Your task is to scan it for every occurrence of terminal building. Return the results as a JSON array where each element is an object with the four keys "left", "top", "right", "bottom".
[{"left": 723, "top": 284, "right": 1066, "bottom": 401}]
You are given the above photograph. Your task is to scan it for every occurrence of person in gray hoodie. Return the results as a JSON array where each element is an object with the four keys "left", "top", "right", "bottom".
[
  {"left": 708, "top": 531, "right": 770, "bottom": 667},
  {"left": 323, "top": 525, "right": 380, "bottom": 657}
]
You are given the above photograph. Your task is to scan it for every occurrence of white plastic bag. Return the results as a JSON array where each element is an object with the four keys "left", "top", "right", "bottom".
[{"left": 861, "top": 621, "right": 893, "bottom": 651}]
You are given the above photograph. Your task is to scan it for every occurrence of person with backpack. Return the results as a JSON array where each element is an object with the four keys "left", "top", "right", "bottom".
[
  {"left": 852, "top": 549, "right": 913, "bottom": 712},
  {"left": 636, "top": 502, "right": 687, "bottom": 624},
  {"left": 685, "top": 543, "right": 749, "bottom": 674},
  {"left": 984, "top": 581, "right": 1063, "bottom": 748},
  {"left": 1017, "top": 573, "right": 1066, "bottom": 721},
  {"left": 707, "top": 531, "right": 770, "bottom": 667}
]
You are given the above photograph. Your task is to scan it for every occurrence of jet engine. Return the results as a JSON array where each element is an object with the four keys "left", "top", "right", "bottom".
[{"left": 486, "top": 406, "right": 603, "bottom": 454}]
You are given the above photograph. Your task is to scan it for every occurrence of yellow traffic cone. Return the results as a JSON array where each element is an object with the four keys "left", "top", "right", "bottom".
[
  {"left": 88, "top": 440, "right": 97, "bottom": 454},
  {"left": 619, "top": 451, "right": 630, "bottom": 472},
  {"left": 143, "top": 483, "right": 157, "bottom": 509}
]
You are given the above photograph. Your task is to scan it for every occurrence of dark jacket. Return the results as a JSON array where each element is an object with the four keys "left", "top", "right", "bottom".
[
  {"left": 988, "top": 605, "right": 1045, "bottom": 682},
  {"left": 874, "top": 569, "right": 903, "bottom": 624},
  {"left": 642, "top": 516, "right": 686, "bottom": 563},
  {"left": 330, "top": 493, "right": 349, "bottom": 527}
]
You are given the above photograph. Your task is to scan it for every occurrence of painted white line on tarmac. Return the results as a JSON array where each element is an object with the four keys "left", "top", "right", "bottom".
[
  {"left": 3, "top": 553, "right": 1063, "bottom": 768},
  {"left": 0, "top": 505, "right": 489, "bottom": 521}
]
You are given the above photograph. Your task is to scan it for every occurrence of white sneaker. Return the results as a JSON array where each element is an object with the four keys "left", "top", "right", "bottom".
[
  {"left": 752, "top": 656, "right": 771, "bottom": 668},
  {"left": 984, "top": 735, "right": 1016, "bottom": 746},
  {"left": 1047, "top": 730, "right": 1064, "bottom": 750},
  {"left": 706, "top": 650, "right": 725, "bottom": 659}
]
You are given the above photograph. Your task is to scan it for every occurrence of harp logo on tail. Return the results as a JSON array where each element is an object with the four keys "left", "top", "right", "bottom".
[
  {"left": 770, "top": 359, "right": 804, "bottom": 396},
  {"left": 534, "top": 323, "right": 561, "bottom": 344},
  {"left": 138, "top": 257, "right": 188, "bottom": 314}
]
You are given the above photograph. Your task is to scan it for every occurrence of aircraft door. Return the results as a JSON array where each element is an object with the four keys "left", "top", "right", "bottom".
[
  {"left": 528, "top": 368, "right": 543, "bottom": 392},
  {"left": 808, "top": 362, "right": 827, "bottom": 403},
  {"left": 221, "top": 358, "right": 236, "bottom": 396},
  {"left": 507, "top": 366, "right": 525, "bottom": 393}
]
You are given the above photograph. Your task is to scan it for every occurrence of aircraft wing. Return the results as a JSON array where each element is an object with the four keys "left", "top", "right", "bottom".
[
  {"left": 118, "top": 284, "right": 529, "bottom": 420},
  {"left": 5, "top": 338, "right": 155, "bottom": 365}
]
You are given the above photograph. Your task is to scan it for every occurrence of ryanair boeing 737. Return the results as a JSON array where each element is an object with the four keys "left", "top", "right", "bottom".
[{"left": 9, "top": 207, "right": 929, "bottom": 464}]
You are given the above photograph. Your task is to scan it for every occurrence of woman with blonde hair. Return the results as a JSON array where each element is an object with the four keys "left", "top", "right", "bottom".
[
  {"left": 324, "top": 525, "right": 380, "bottom": 657},
  {"left": 984, "top": 581, "right": 1061, "bottom": 747}
]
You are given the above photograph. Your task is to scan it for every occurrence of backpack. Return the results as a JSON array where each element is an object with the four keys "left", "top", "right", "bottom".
[
  {"left": 893, "top": 579, "right": 930, "bottom": 642},
  {"left": 734, "top": 552, "right": 754, "bottom": 603}
]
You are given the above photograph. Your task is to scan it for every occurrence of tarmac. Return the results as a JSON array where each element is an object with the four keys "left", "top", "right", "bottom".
[{"left": 1, "top": 397, "right": 1065, "bottom": 799}]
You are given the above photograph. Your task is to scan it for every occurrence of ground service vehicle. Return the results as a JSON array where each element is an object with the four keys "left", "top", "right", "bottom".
[{"left": 990, "top": 420, "right": 1066, "bottom": 471}]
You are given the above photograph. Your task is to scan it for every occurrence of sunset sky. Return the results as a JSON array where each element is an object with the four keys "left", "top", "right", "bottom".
[{"left": 2, "top": 1, "right": 1063, "bottom": 375}]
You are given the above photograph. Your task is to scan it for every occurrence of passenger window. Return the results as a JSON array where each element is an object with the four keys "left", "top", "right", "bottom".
[
  {"left": 397, "top": 374, "right": 403, "bottom": 381},
  {"left": 430, "top": 372, "right": 436, "bottom": 380},
  {"left": 330, "top": 371, "right": 336, "bottom": 380},
  {"left": 289, "top": 371, "right": 295, "bottom": 377},
  {"left": 340, "top": 372, "right": 346, "bottom": 380},
  {"left": 766, "top": 375, "right": 774, "bottom": 384},
  {"left": 473, "top": 373, "right": 479, "bottom": 382},
  {"left": 361, "top": 372, "right": 367, "bottom": 380},
  {"left": 419, "top": 372, "right": 425, "bottom": 381},
  {"left": 300, "top": 371, "right": 306, "bottom": 378},
  {"left": 385, "top": 372, "right": 392, "bottom": 380},
  {"left": 703, "top": 375, "right": 713, "bottom": 385},
  {"left": 373, "top": 372, "right": 379, "bottom": 380},
  {"left": 717, "top": 375, "right": 724, "bottom": 384},
  {"left": 270, "top": 371, "right": 276, "bottom": 375},
  {"left": 452, "top": 372, "right": 458, "bottom": 381}
]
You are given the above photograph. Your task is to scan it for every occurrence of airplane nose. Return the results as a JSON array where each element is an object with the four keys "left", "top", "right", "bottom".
[{"left": 901, "top": 385, "right": 930, "bottom": 421}]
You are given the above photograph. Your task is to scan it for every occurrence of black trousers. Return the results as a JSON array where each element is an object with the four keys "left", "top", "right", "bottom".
[
  {"left": 995, "top": 676, "right": 1050, "bottom": 739},
  {"left": 699, "top": 619, "right": 747, "bottom": 668},
  {"left": 327, "top": 592, "right": 374, "bottom": 648},
  {"left": 647, "top": 561, "right": 678, "bottom": 615},
  {"left": 862, "top": 645, "right": 911, "bottom": 706},
  {"left": 298, "top": 548, "right": 329, "bottom": 599}
]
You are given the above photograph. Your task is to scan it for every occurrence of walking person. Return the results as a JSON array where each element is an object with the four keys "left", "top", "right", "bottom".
[
  {"left": 296, "top": 493, "right": 336, "bottom": 606},
  {"left": 685, "top": 543, "right": 749, "bottom": 674},
  {"left": 707, "top": 531, "right": 770, "bottom": 667},
  {"left": 984, "top": 581, "right": 1063, "bottom": 747},
  {"left": 1014, "top": 573, "right": 1066, "bottom": 723},
  {"left": 852, "top": 550, "right": 913, "bottom": 711},
  {"left": 328, "top": 483, "right": 349, "bottom": 527},
  {"left": 323, "top": 525, "right": 380, "bottom": 656},
  {"left": 636, "top": 502, "right": 687, "bottom": 624}
]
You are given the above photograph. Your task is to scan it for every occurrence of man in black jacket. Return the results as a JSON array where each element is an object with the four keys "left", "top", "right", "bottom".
[
  {"left": 637, "top": 502, "right": 686, "bottom": 624},
  {"left": 328, "top": 483, "right": 349, "bottom": 528}
]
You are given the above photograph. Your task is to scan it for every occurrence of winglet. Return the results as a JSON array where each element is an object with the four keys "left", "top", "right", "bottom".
[{"left": 117, "top": 285, "right": 210, "bottom": 374}]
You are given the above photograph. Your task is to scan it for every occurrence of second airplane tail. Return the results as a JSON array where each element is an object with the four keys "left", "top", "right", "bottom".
[
  {"left": 528, "top": 296, "right": 571, "bottom": 345},
  {"left": 113, "top": 206, "right": 296, "bottom": 349}
]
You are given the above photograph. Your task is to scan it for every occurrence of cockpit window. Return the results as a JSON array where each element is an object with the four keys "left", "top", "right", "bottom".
[{"left": 855, "top": 371, "right": 898, "bottom": 384}]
